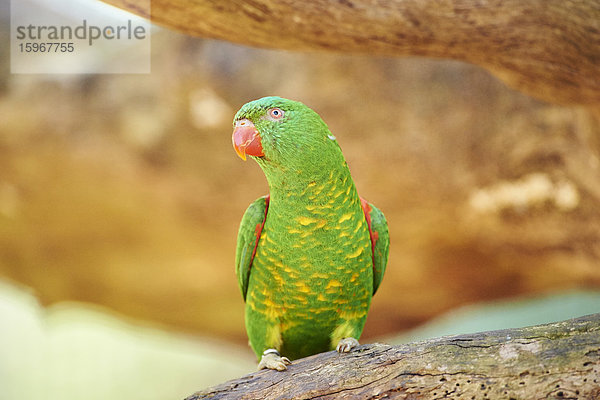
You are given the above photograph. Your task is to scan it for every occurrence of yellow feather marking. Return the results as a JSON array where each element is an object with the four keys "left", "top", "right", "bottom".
[
  {"left": 288, "top": 228, "right": 303, "bottom": 234},
  {"left": 330, "top": 320, "right": 357, "bottom": 348},
  {"left": 268, "top": 246, "right": 279, "bottom": 253},
  {"left": 317, "top": 202, "right": 334, "bottom": 208},
  {"left": 317, "top": 293, "right": 327, "bottom": 301},
  {"left": 307, "top": 181, "right": 317, "bottom": 187},
  {"left": 262, "top": 297, "right": 276, "bottom": 308},
  {"left": 338, "top": 307, "right": 368, "bottom": 320},
  {"left": 311, "top": 272, "right": 329, "bottom": 279},
  {"left": 272, "top": 273, "right": 283, "bottom": 285},
  {"left": 297, "top": 216, "right": 318, "bottom": 225},
  {"left": 296, "top": 216, "right": 327, "bottom": 230},
  {"left": 346, "top": 247, "right": 364, "bottom": 259},
  {"left": 265, "top": 324, "right": 283, "bottom": 349},
  {"left": 339, "top": 213, "right": 353, "bottom": 223},
  {"left": 350, "top": 272, "right": 359, "bottom": 282},
  {"left": 295, "top": 281, "right": 311, "bottom": 293},
  {"left": 325, "top": 279, "right": 343, "bottom": 289},
  {"left": 261, "top": 297, "right": 285, "bottom": 322},
  {"left": 247, "top": 296, "right": 257, "bottom": 310},
  {"left": 339, "top": 231, "right": 350, "bottom": 238},
  {"left": 346, "top": 186, "right": 351, "bottom": 195},
  {"left": 280, "top": 319, "right": 299, "bottom": 333},
  {"left": 294, "top": 295, "right": 308, "bottom": 304},
  {"left": 353, "top": 220, "right": 364, "bottom": 233},
  {"left": 333, "top": 189, "right": 345, "bottom": 198},
  {"left": 305, "top": 206, "right": 329, "bottom": 214}
]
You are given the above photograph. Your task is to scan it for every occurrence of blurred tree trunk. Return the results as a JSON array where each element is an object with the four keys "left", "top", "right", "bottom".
[
  {"left": 187, "top": 313, "right": 600, "bottom": 399},
  {"left": 103, "top": 0, "right": 600, "bottom": 106}
]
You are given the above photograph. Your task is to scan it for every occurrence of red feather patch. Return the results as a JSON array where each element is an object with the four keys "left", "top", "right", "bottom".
[
  {"left": 360, "top": 196, "right": 379, "bottom": 261},
  {"left": 250, "top": 195, "right": 270, "bottom": 266}
]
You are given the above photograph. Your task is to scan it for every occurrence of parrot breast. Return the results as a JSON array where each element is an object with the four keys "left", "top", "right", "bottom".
[{"left": 244, "top": 168, "right": 373, "bottom": 360}]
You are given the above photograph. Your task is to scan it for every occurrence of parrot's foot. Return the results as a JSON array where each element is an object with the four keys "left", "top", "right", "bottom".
[
  {"left": 258, "top": 349, "right": 291, "bottom": 371},
  {"left": 336, "top": 337, "right": 360, "bottom": 353}
]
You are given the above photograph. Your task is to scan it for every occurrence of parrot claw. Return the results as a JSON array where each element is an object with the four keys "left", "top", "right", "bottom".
[
  {"left": 258, "top": 349, "right": 292, "bottom": 371},
  {"left": 336, "top": 337, "right": 360, "bottom": 353}
]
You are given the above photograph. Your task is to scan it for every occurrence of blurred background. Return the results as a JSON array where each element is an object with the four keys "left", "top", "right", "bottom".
[{"left": 1, "top": 1, "right": 600, "bottom": 399}]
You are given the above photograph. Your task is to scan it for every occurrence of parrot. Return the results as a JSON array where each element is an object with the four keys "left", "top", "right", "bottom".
[{"left": 232, "top": 96, "right": 389, "bottom": 371}]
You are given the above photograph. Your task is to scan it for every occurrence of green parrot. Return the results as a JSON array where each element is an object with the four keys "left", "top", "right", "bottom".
[{"left": 232, "top": 96, "right": 389, "bottom": 371}]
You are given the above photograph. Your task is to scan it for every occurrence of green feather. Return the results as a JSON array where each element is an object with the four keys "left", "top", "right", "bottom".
[
  {"left": 235, "top": 195, "right": 268, "bottom": 301},
  {"left": 234, "top": 97, "right": 390, "bottom": 361},
  {"left": 364, "top": 202, "right": 389, "bottom": 295}
]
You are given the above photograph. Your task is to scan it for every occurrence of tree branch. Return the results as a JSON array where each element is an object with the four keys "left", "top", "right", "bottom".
[
  {"left": 103, "top": 0, "right": 600, "bottom": 105},
  {"left": 187, "top": 313, "right": 600, "bottom": 399}
]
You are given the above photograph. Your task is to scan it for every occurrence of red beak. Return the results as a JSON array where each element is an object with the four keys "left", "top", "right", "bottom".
[{"left": 232, "top": 119, "right": 264, "bottom": 161}]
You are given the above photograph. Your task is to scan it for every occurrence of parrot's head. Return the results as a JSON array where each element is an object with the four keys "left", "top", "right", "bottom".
[{"left": 232, "top": 96, "right": 342, "bottom": 172}]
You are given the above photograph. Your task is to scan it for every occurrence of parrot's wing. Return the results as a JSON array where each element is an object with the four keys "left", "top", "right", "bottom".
[
  {"left": 235, "top": 195, "right": 269, "bottom": 301},
  {"left": 360, "top": 198, "right": 390, "bottom": 295}
]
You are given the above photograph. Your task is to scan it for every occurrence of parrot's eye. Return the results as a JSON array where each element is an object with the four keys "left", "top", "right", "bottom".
[{"left": 267, "top": 108, "right": 285, "bottom": 121}]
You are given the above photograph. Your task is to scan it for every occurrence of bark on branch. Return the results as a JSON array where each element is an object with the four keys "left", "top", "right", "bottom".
[
  {"left": 187, "top": 313, "right": 600, "bottom": 399},
  {"left": 103, "top": 0, "right": 600, "bottom": 106}
]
